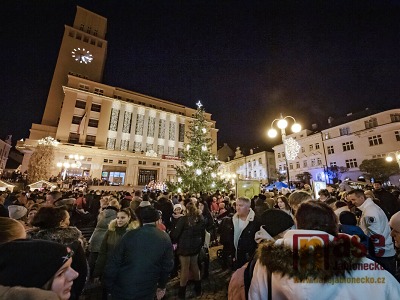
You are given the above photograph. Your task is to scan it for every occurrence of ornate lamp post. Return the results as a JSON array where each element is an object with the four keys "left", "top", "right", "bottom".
[{"left": 267, "top": 115, "right": 302, "bottom": 188}]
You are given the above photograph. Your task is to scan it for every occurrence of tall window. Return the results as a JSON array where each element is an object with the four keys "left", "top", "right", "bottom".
[
  {"left": 365, "top": 118, "right": 378, "bottom": 129},
  {"left": 91, "top": 103, "right": 101, "bottom": 112},
  {"left": 168, "top": 146, "right": 174, "bottom": 155},
  {"left": 396, "top": 130, "right": 400, "bottom": 141},
  {"left": 72, "top": 115, "right": 82, "bottom": 125},
  {"left": 68, "top": 132, "right": 80, "bottom": 144},
  {"left": 368, "top": 135, "right": 383, "bottom": 146},
  {"left": 301, "top": 147, "right": 305, "bottom": 153},
  {"left": 309, "top": 144, "right": 314, "bottom": 151},
  {"left": 315, "top": 143, "right": 320, "bottom": 150},
  {"left": 327, "top": 145, "right": 334, "bottom": 154},
  {"left": 296, "top": 162, "right": 300, "bottom": 169},
  {"left": 289, "top": 163, "right": 293, "bottom": 170},
  {"left": 339, "top": 127, "right": 350, "bottom": 136},
  {"left": 317, "top": 158, "right": 322, "bottom": 165},
  {"left": 75, "top": 100, "right": 86, "bottom": 109},
  {"left": 311, "top": 159, "right": 316, "bottom": 167},
  {"left": 133, "top": 142, "right": 142, "bottom": 151},
  {"left": 277, "top": 153, "right": 281, "bottom": 158},
  {"left": 342, "top": 141, "right": 354, "bottom": 151},
  {"left": 85, "top": 135, "right": 96, "bottom": 146},
  {"left": 157, "top": 145, "right": 165, "bottom": 155},
  {"left": 346, "top": 158, "right": 358, "bottom": 168},
  {"left": 303, "top": 160, "right": 307, "bottom": 167},
  {"left": 88, "top": 119, "right": 99, "bottom": 128}
]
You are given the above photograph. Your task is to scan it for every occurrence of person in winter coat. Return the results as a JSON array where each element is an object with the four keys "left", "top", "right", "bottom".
[
  {"left": 93, "top": 208, "right": 140, "bottom": 279},
  {"left": 171, "top": 202, "right": 206, "bottom": 299},
  {"left": 154, "top": 196, "right": 174, "bottom": 232},
  {"left": 248, "top": 201, "right": 400, "bottom": 300},
  {"left": 0, "top": 239, "right": 78, "bottom": 300},
  {"left": 88, "top": 203, "right": 119, "bottom": 276},
  {"left": 104, "top": 206, "right": 174, "bottom": 300},
  {"left": 219, "top": 197, "right": 260, "bottom": 270},
  {"left": 27, "top": 206, "right": 87, "bottom": 300}
]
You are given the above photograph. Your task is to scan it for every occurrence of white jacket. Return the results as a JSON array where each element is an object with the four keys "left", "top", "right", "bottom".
[{"left": 249, "top": 229, "right": 400, "bottom": 300}]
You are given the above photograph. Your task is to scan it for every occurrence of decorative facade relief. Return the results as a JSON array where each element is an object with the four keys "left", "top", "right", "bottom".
[
  {"left": 168, "top": 146, "right": 175, "bottom": 155},
  {"left": 146, "top": 143, "right": 153, "bottom": 151},
  {"left": 133, "top": 141, "right": 142, "bottom": 151},
  {"left": 135, "top": 114, "right": 144, "bottom": 135},
  {"left": 109, "top": 108, "right": 120, "bottom": 131},
  {"left": 107, "top": 138, "right": 116, "bottom": 150},
  {"left": 158, "top": 119, "right": 166, "bottom": 138},
  {"left": 122, "top": 111, "right": 132, "bottom": 133},
  {"left": 157, "top": 145, "right": 165, "bottom": 155},
  {"left": 148, "top": 116, "right": 155, "bottom": 137},
  {"left": 120, "top": 140, "right": 129, "bottom": 151},
  {"left": 179, "top": 123, "right": 185, "bottom": 142},
  {"left": 169, "top": 121, "right": 176, "bottom": 141}
]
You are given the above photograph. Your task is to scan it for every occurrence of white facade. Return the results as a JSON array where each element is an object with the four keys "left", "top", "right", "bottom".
[
  {"left": 271, "top": 109, "right": 400, "bottom": 185},
  {"left": 0, "top": 136, "right": 12, "bottom": 175},
  {"left": 220, "top": 148, "right": 276, "bottom": 184}
]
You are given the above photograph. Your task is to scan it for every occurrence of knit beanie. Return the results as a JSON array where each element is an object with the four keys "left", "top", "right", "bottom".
[
  {"left": 260, "top": 209, "right": 294, "bottom": 237},
  {"left": 173, "top": 204, "right": 182, "bottom": 211},
  {"left": 139, "top": 206, "right": 160, "bottom": 223},
  {"left": 0, "top": 239, "right": 73, "bottom": 288},
  {"left": 8, "top": 205, "right": 27, "bottom": 220},
  {"left": 339, "top": 211, "right": 357, "bottom": 226}
]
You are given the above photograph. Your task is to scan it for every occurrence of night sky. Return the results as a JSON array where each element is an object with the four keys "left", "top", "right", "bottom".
[{"left": 1, "top": 0, "right": 400, "bottom": 151}]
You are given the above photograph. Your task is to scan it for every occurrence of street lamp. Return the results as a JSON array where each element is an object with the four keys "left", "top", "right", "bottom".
[
  {"left": 56, "top": 154, "right": 85, "bottom": 180},
  {"left": 267, "top": 114, "right": 302, "bottom": 188},
  {"left": 385, "top": 151, "right": 400, "bottom": 169}
]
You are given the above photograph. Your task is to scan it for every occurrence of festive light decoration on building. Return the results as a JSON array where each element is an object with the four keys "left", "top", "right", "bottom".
[
  {"left": 284, "top": 137, "right": 301, "bottom": 161},
  {"left": 38, "top": 136, "right": 59, "bottom": 146}
]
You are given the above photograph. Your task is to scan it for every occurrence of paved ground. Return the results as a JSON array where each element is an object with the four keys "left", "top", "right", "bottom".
[
  {"left": 80, "top": 245, "right": 233, "bottom": 299},
  {"left": 165, "top": 245, "right": 232, "bottom": 299}
]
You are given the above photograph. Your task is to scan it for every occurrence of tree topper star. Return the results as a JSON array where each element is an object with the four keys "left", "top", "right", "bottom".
[{"left": 196, "top": 100, "right": 203, "bottom": 108}]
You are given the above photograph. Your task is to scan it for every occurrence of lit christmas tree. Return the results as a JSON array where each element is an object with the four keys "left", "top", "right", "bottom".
[
  {"left": 27, "top": 137, "right": 58, "bottom": 183},
  {"left": 167, "top": 101, "right": 226, "bottom": 194}
]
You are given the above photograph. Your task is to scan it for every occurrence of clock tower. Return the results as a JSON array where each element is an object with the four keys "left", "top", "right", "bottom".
[{"left": 41, "top": 6, "right": 108, "bottom": 127}]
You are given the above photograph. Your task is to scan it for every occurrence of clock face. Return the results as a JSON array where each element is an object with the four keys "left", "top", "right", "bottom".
[{"left": 71, "top": 48, "right": 93, "bottom": 64}]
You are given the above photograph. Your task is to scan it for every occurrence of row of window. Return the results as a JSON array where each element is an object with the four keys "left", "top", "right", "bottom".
[
  {"left": 336, "top": 114, "right": 400, "bottom": 137},
  {"left": 329, "top": 159, "right": 357, "bottom": 168},
  {"left": 69, "top": 29, "right": 103, "bottom": 48}
]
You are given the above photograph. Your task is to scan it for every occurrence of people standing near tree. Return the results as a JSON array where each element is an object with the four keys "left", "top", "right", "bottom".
[
  {"left": 347, "top": 189, "right": 396, "bottom": 275},
  {"left": 104, "top": 206, "right": 174, "bottom": 300},
  {"left": 171, "top": 201, "right": 206, "bottom": 299},
  {"left": 93, "top": 208, "right": 139, "bottom": 299},
  {"left": 219, "top": 197, "right": 260, "bottom": 270}
]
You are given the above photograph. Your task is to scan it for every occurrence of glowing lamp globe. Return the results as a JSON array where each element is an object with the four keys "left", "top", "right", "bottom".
[
  {"left": 277, "top": 119, "right": 288, "bottom": 129},
  {"left": 386, "top": 156, "right": 393, "bottom": 162},
  {"left": 268, "top": 128, "right": 278, "bottom": 138},
  {"left": 291, "top": 123, "right": 301, "bottom": 133},
  {"left": 56, "top": 162, "right": 62, "bottom": 167}
]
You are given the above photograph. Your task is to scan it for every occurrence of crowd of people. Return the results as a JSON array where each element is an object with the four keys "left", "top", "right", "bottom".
[{"left": 0, "top": 180, "right": 399, "bottom": 299}]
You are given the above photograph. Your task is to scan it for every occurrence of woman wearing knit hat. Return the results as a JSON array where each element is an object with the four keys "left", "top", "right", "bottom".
[{"left": 0, "top": 239, "right": 78, "bottom": 300}]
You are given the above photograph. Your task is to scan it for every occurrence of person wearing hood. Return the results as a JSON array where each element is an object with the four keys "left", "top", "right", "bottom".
[
  {"left": 248, "top": 201, "right": 400, "bottom": 300},
  {"left": 87, "top": 200, "right": 120, "bottom": 277},
  {"left": 219, "top": 197, "right": 260, "bottom": 270}
]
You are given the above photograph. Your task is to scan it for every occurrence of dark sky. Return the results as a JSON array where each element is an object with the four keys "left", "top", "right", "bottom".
[{"left": 1, "top": 0, "right": 400, "bottom": 151}]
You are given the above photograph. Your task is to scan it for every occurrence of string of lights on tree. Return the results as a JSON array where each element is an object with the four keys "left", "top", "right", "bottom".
[{"left": 166, "top": 101, "right": 227, "bottom": 194}]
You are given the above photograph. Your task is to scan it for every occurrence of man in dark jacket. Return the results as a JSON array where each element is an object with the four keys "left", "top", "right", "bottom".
[
  {"left": 219, "top": 197, "right": 259, "bottom": 270},
  {"left": 104, "top": 206, "right": 174, "bottom": 300},
  {"left": 373, "top": 181, "right": 399, "bottom": 218}
]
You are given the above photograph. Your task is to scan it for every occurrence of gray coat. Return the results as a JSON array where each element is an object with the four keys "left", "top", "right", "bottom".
[{"left": 88, "top": 207, "right": 118, "bottom": 252}]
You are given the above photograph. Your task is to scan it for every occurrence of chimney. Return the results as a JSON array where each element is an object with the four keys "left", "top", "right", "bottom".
[
  {"left": 328, "top": 116, "right": 334, "bottom": 127},
  {"left": 250, "top": 148, "right": 254, "bottom": 155}
]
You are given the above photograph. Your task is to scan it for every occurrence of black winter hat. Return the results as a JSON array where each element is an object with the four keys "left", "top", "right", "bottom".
[
  {"left": 139, "top": 206, "right": 160, "bottom": 223},
  {"left": 260, "top": 209, "right": 294, "bottom": 237},
  {"left": 339, "top": 211, "right": 357, "bottom": 226},
  {"left": 0, "top": 239, "right": 73, "bottom": 288}
]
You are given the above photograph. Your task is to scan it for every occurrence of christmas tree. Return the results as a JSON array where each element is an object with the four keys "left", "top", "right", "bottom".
[
  {"left": 167, "top": 101, "right": 226, "bottom": 194},
  {"left": 27, "top": 137, "right": 58, "bottom": 183}
]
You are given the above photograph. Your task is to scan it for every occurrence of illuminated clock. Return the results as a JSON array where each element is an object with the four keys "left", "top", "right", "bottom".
[{"left": 71, "top": 48, "right": 93, "bottom": 64}]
